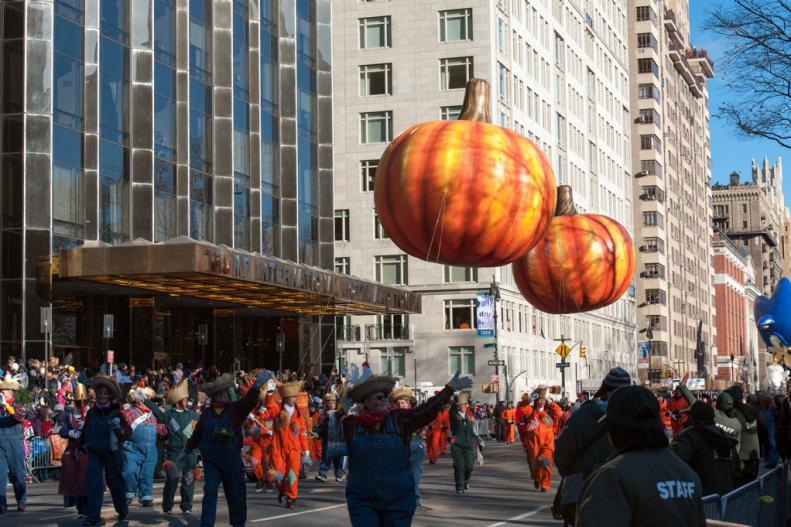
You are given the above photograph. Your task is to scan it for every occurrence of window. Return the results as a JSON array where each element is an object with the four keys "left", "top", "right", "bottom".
[
  {"left": 639, "top": 108, "right": 661, "bottom": 126},
  {"left": 644, "top": 263, "right": 665, "bottom": 279},
  {"left": 374, "top": 211, "right": 389, "bottom": 239},
  {"left": 636, "top": 6, "right": 656, "bottom": 23},
  {"left": 645, "top": 289, "right": 666, "bottom": 305},
  {"left": 638, "top": 83, "right": 661, "bottom": 101},
  {"left": 444, "top": 266, "right": 478, "bottom": 283},
  {"left": 449, "top": 346, "right": 475, "bottom": 375},
  {"left": 359, "top": 63, "right": 392, "bottom": 96},
  {"left": 381, "top": 348, "right": 406, "bottom": 377},
  {"left": 334, "top": 257, "right": 350, "bottom": 275},
  {"left": 439, "top": 8, "right": 472, "bottom": 42},
  {"left": 643, "top": 211, "right": 663, "bottom": 227},
  {"left": 444, "top": 299, "right": 476, "bottom": 329},
  {"left": 440, "top": 57, "right": 474, "bottom": 90},
  {"left": 498, "top": 63, "right": 509, "bottom": 101},
  {"left": 441, "top": 105, "right": 462, "bottom": 120},
  {"left": 360, "top": 111, "right": 393, "bottom": 143},
  {"left": 359, "top": 16, "right": 391, "bottom": 49},
  {"left": 637, "top": 33, "right": 657, "bottom": 50},
  {"left": 361, "top": 159, "right": 378, "bottom": 191},
  {"left": 334, "top": 209, "right": 350, "bottom": 241},
  {"left": 643, "top": 237, "right": 665, "bottom": 253},
  {"left": 640, "top": 185, "right": 665, "bottom": 202},
  {"left": 640, "top": 134, "right": 662, "bottom": 151},
  {"left": 641, "top": 159, "right": 662, "bottom": 177},
  {"left": 375, "top": 255, "right": 408, "bottom": 285},
  {"left": 637, "top": 58, "right": 659, "bottom": 77},
  {"left": 373, "top": 314, "right": 409, "bottom": 340}
]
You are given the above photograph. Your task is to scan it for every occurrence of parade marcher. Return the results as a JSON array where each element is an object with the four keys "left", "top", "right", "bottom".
[
  {"left": 671, "top": 401, "right": 739, "bottom": 496},
  {"left": 723, "top": 384, "right": 761, "bottom": 485},
  {"left": 438, "top": 405, "right": 450, "bottom": 455},
  {"left": 80, "top": 375, "right": 130, "bottom": 526},
  {"left": 666, "top": 384, "right": 690, "bottom": 439},
  {"left": 58, "top": 382, "right": 89, "bottom": 518},
  {"left": 576, "top": 386, "right": 706, "bottom": 527},
  {"left": 426, "top": 399, "right": 449, "bottom": 464},
  {"left": 514, "top": 393, "right": 530, "bottom": 450},
  {"left": 315, "top": 392, "right": 347, "bottom": 483},
  {"left": 248, "top": 384, "right": 276, "bottom": 493},
  {"left": 145, "top": 379, "right": 199, "bottom": 514},
  {"left": 554, "top": 367, "right": 631, "bottom": 525},
  {"left": 185, "top": 370, "right": 270, "bottom": 527},
  {"left": 263, "top": 381, "right": 311, "bottom": 508},
  {"left": 0, "top": 378, "right": 26, "bottom": 514},
  {"left": 343, "top": 372, "right": 472, "bottom": 526},
  {"left": 122, "top": 386, "right": 159, "bottom": 506},
  {"left": 449, "top": 390, "right": 481, "bottom": 494},
  {"left": 658, "top": 394, "right": 674, "bottom": 440},
  {"left": 502, "top": 403, "right": 516, "bottom": 444},
  {"left": 389, "top": 388, "right": 427, "bottom": 505},
  {"left": 523, "top": 387, "right": 562, "bottom": 492}
]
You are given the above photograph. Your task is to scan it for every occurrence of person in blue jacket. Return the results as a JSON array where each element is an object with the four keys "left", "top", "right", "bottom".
[{"left": 79, "top": 375, "right": 131, "bottom": 526}]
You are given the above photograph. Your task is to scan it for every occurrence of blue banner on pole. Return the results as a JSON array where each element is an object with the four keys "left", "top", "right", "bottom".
[
  {"left": 476, "top": 292, "right": 494, "bottom": 337},
  {"left": 638, "top": 341, "right": 649, "bottom": 359}
]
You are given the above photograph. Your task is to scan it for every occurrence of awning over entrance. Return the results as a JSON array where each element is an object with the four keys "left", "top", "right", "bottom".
[{"left": 55, "top": 238, "right": 421, "bottom": 316}]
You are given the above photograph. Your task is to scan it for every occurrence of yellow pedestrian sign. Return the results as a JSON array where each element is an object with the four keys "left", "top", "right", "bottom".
[{"left": 555, "top": 342, "right": 571, "bottom": 360}]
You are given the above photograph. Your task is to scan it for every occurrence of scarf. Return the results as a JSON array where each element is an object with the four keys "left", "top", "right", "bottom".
[{"left": 356, "top": 411, "right": 388, "bottom": 428}]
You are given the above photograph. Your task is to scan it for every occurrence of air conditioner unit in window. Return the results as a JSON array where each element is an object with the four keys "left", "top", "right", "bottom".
[
  {"left": 635, "top": 170, "right": 649, "bottom": 177},
  {"left": 639, "top": 246, "right": 648, "bottom": 252},
  {"left": 634, "top": 116, "right": 645, "bottom": 124}
]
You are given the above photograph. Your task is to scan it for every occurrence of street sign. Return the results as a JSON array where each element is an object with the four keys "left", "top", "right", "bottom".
[
  {"left": 488, "top": 360, "right": 505, "bottom": 366},
  {"left": 490, "top": 375, "right": 500, "bottom": 382},
  {"left": 477, "top": 329, "right": 494, "bottom": 337},
  {"left": 555, "top": 362, "right": 570, "bottom": 368},
  {"left": 638, "top": 341, "right": 649, "bottom": 360},
  {"left": 483, "top": 343, "right": 497, "bottom": 349},
  {"left": 107, "top": 350, "right": 114, "bottom": 364},
  {"left": 555, "top": 343, "right": 571, "bottom": 360},
  {"left": 638, "top": 358, "right": 649, "bottom": 369}
]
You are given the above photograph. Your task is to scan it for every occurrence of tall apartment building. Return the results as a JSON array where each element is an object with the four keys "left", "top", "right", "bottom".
[
  {"left": 0, "top": 0, "right": 419, "bottom": 368},
  {"left": 628, "top": 0, "right": 716, "bottom": 386},
  {"left": 333, "top": 0, "right": 636, "bottom": 400}
]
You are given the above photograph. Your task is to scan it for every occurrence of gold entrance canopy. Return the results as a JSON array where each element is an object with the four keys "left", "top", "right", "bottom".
[{"left": 56, "top": 238, "right": 421, "bottom": 316}]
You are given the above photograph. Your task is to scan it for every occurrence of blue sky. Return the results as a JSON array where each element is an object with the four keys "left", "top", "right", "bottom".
[{"left": 688, "top": 1, "right": 788, "bottom": 187}]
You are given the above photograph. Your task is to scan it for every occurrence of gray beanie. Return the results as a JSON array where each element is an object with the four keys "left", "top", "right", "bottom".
[{"left": 594, "top": 367, "right": 631, "bottom": 398}]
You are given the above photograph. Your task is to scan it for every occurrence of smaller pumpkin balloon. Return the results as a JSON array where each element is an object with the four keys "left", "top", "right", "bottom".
[{"left": 512, "top": 186, "right": 636, "bottom": 314}]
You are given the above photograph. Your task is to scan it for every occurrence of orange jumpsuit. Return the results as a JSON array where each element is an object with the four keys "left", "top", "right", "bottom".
[
  {"left": 310, "top": 411, "right": 323, "bottom": 462},
  {"left": 502, "top": 408, "right": 516, "bottom": 444},
  {"left": 263, "top": 395, "right": 309, "bottom": 500},
  {"left": 247, "top": 406, "right": 274, "bottom": 484},
  {"left": 514, "top": 402, "right": 530, "bottom": 450},
  {"left": 426, "top": 410, "right": 449, "bottom": 463},
  {"left": 523, "top": 402, "right": 562, "bottom": 491},
  {"left": 438, "top": 408, "right": 450, "bottom": 454},
  {"left": 666, "top": 395, "right": 689, "bottom": 438},
  {"left": 659, "top": 400, "right": 673, "bottom": 436}
]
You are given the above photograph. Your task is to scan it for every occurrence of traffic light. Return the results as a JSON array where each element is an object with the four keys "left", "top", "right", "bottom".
[{"left": 579, "top": 345, "right": 586, "bottom": 358}]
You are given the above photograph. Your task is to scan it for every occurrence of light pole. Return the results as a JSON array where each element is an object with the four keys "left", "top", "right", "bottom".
[{"left": 490, "top": 279, "right": 501, "bottom": 404}]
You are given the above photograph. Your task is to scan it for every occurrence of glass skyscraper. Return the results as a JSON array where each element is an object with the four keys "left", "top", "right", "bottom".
[{"left": 0, "top": 0, "right": 412, "bottom": 370}]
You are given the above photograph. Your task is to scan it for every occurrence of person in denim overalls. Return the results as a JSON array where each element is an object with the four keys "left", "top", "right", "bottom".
[
  {"left": 315, "top": 392, "right": 347, "bottom": 482},
  {"left": 80, "top": 375, "right": 130, "bottom": 526},
  {"left": 342, "top": 372, "right": 473, "bottom": 526},
  {"left": 388, "top": 388, "right": 427, "bottom": 508},
  {"left": 122, "top": 387, "right": 158, "bottom": 506},
  {"left": 185, "top": 370, "right": 270, "bottom": 527},
  {"left": 0, "top": 378, "right": 26, "bottom": 515}
]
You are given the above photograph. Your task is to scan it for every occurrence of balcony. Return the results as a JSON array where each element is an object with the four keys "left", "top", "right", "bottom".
[
  {"left": 687, "top": 48, "right": 715, "bottom": 78},
  {"left": 664, "top": 9, "right": 684, "bottom": 49},
  {"left": 338, "top": 325, "right": 362, "bottom": 341},
  {"left": 365, "top": 324, "right": 410, "bottom": 341}
]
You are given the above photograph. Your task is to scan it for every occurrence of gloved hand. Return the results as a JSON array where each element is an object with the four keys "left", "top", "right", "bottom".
[
  {"left": 68, "top": 429, "right": 81, "bottom": 440},
  {"left": 302, "top": 450, "right": 312, "bottom": 467},
  {"left": 446, "top": 371, "right": 473, "bottom": 391},
  {"left": 253, "top": 370, "right": 272, "bottom": 390}
]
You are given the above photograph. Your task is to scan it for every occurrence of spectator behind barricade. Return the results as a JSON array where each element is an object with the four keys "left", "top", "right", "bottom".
[
  {"left": 759, "top": 393, "right": 779, "bottom": 468},
  {"left": 723, "top": 384, "right": 761, "bottom": 485},
  {"left": 774, "top": 392, "right": 791, "bottom": 462},
  {"left": 576, "top": 386, "right": 706, "bottom": 527},
  {"left": 671, "top": 401, "right": 739, "bottom": 496}
]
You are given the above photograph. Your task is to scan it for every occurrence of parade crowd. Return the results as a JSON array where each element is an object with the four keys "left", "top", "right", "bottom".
[{"left": 0, "top": 353, "right": 789, "bottom": 527}]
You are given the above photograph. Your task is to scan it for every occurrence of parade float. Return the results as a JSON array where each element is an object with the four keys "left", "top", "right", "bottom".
[{"left": 755, "top": 277, "right": 791, "bottom": 394}]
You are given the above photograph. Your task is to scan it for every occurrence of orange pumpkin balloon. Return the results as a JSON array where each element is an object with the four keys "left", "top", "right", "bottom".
[
  {"left": 374, "top": 79, "right": 557, "bottom": 267},
  {"left": 512, "top": 186, "right": 636, "bottom": 314}
]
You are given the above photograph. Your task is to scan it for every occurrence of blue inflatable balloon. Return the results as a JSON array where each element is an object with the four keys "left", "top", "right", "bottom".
[{"left": 755, "top": 277, "right": 791, "bottom": 349}]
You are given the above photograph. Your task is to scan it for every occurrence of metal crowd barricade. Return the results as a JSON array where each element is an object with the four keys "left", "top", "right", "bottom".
[
  {"left": 721, "top": 479, "right": 761, "bottom": 525},
  {"left": 474, "top": 418, "right": 494, "bottom": 440},
  {"left": 702, "top": 494, "right": 722, "bottom": 521},
  {"left": 703, "top": 462, "right": 791, "bottom": 527},
  {"left": 26, "top": 436, "right": 61, "bottom": 481}
]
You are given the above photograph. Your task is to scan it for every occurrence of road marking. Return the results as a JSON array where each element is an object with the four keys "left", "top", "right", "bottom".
[
  {"left": 251, "top": 503, "right": 345, "bottom": 522},
  {"left": 484, "top": 505, "right": 551, "bottom": 527}
]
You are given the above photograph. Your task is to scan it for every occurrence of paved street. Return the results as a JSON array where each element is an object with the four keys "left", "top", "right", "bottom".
[{"left": 4, "top": 443, "right": 561, "bottom": 526}]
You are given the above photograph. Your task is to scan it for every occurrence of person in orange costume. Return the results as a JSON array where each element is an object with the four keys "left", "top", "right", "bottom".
[
  {"left": 262, "top": 382, "right": 310, "bottom": 508},
  {"left": 523, "top": 387, "right": 562, "bottom": 492},
  {"left": 666, "top": 385, "right": 689, "bottom": 438},
  {"left": 438, "top": 406, "right": 450, "bottom": 455},
  {"left": 502, "top": 403, "right": 516, "bottom": 444},
  {"left": 247, "top": 389, "right": 276, "bottom": 494},
  {"left": 514, "top": 394, "right": 531, "bottom": 450},
  {"left": 658, "top": 395, "right": 673, "bottom": 440},
  {"left": 426, "top": 397, "right": 449, "bottom": 464},
  {"left": 310, "top": 406, "right": 323, "bottom": 463}
]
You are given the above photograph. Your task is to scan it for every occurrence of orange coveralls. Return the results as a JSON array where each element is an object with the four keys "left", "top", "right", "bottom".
[
  {"left": 502, "top": 408, "right": 516, "bottom": 444},
  {"left": 514, "top": 402, "right": 530, "bottom": 449},
  {"left": 247, "top": 406, "right": 274, "bottom": 484},
  {"left": 310, "top": 411, "right": 323, "bottom": 462},
  {"left": 659, "top": 400, "right": 673, "bottom": 436},
  {"left": 263, "top": 395, "right": 309, "bottom": 500},
  {"left": 426, "top": 409, "right": 450, "bottom": 463},
  {"left": 524, "top": 402, "right": 562, "bottom": 491},
  {"left": 438, "top": 408, "right": 450, "bottom": 454},
  {"left": 666, "top": 395, "right": 689, "bottom": 438}
]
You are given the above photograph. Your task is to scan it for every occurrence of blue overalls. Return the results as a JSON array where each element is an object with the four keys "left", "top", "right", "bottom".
[
  {"left": 319, "top": 410, "right": 348, "bottom": 479},
  {"left": 409, "top": 435, "right": 426, "bottom": 506},
  {"left": 122, "top": 407, "right": 158, "bottom": 502},
  {"left": 84, "top": 407, "right": 128, "bottom": 523},
  {"left": 0, "top": 414, "right": 26, "bottom": 512},
  {"left": 198, "top": 407, "right": 247, "bottom": 527},
  {"left": 346, "top": 414, "right": 416, "bottom": 526}
]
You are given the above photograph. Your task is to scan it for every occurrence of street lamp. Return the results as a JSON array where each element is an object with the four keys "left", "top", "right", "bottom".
[{"left": 490, "top": 279, "right": 501, "bottom": 404}]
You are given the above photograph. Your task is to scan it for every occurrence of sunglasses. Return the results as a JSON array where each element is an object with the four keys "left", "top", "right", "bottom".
[{"left": 371, "top": 393, "right": 387, "bottom": 401}]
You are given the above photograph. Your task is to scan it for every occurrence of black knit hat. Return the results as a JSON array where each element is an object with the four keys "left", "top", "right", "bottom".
[
  {"left": 594, "top": 367, "right": 631, "bottom": 398},
  {"left": 687, "top": 401, "right": 715, "bottom": 424},
  {"left": 600, "top": 385, "right": 661, "bottom": 429}
]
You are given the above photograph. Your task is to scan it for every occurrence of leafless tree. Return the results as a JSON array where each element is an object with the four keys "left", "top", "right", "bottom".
[{"left": 705, "top": 0, "right": 791, "bottom": 148}]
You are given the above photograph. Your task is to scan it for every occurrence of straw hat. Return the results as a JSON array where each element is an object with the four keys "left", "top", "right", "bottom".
[
  {"left": 199, "top": 373, "right": 235, "bottom": 396},
  {"left": 127, "top": 386, "right": 156, "bottom": 403},
  {"left": 0, "top": 378, "right": 21, "bottom": 391},
  {"left": 534, "top": 385, "right": 548, "bottom": 401},
  {"left": 323, "top": 393, "right": 338, "bottom": 402},
  {"left": 456, "top": 390, "right": 472, "bottom": 406},
  {"left": 388, "top": 387, "right": 415, "bottom": 404},
  {"left": 347, "top": 376, "right": 397, "bottom": 403},
  {"left": 90, "top": 375, "right": 121, "bottom": 401},
  {"left": 74, "top": 382, "right": 88, "bottom": 401},
  {"left": 168, "top": 380, "right": 190, "bottom": 405},
  {"left": 278, "top": 382, "right": 303, "bottom": 399}
]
